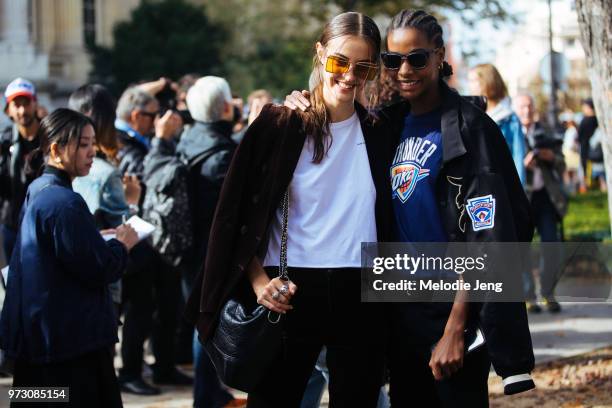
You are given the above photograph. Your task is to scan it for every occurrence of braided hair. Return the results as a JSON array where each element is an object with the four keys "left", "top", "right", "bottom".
[{"left": 377, "top": 10, "right": 453, "bottom": 105}]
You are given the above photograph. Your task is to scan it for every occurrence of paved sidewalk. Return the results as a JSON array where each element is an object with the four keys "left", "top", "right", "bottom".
[
  {"left": 527, "top": 303, "right": 612, "bottom": 363},
  {"left": 0, "top": 303, "right": 609, "bottom": 407}
]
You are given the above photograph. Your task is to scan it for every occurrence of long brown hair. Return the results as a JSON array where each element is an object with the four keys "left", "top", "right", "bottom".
[
  {"left": 470, "top": 63, "right": 508, "bottom": 104},
  {"left": 302, "top": 12, "right": 380, "bottom": 163},
  {"left": 68, "top": 84, "right": 119, "bottom": 161}
]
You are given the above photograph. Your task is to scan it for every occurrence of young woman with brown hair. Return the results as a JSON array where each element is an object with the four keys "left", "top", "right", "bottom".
[{"left": 186, "top": 11, "right": 391, "bottom": 408}]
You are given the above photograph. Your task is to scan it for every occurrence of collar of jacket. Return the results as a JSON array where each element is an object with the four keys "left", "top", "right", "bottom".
[
  {"left": 43, "top": 165, "right": 72, "bottom": 189},
  {"left": 382, "top": 81, "right": 467, "bottom": 164},
  {"left": 177, "top": 120, "right": 234, "bottom": 161},
  {"left": 193, "top": 120, "right": 233, "bottom": 137},
  {"left": 114, "top": 118, "right": 151, "bottom": 150}
]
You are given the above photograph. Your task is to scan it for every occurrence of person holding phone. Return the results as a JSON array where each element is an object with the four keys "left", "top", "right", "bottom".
[{"left": 0, "top": 108, "right": 139, "bottom": 407}]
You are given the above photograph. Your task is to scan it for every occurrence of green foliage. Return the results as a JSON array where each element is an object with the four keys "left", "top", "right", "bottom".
[
  {"left": 89, "top": 0, "right": 225, "bottom": 94},
  {"left": 199, "top": 0, "right": 322, "bottom": 97},
  {"left": 330, "top": 0, "right": 511, "bottom": 24},
  {"left": 90, "top": 0, "right": 513, "bottom": 98},
  {"left": 564, "top": 191, "right": 611, "bottom": 241},
  {"left": 226, "top": 36, "right": 314, "bottom": 97},
  {"left": 218, "top": 0, "right": 513, "bottom": 96}
]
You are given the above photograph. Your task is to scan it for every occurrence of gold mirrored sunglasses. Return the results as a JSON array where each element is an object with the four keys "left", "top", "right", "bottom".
[{"left": 324, "top": 55, "right": 379, "bottom": 81}]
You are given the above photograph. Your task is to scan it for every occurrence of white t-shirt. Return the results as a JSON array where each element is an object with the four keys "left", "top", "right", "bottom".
[{"left": 263, "top": 112, "right": 377, "bottom": 268}]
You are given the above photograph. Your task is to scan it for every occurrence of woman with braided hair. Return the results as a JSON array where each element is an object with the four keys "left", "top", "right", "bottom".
[{"left": 287, "top": 9, "right": 536, "bottom": 407}]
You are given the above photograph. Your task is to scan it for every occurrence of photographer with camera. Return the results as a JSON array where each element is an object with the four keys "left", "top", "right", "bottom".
[{"left": 515, "top": 93, "right": 567, "bottom": 314}]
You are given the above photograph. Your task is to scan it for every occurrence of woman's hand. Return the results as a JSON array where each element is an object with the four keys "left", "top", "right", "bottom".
[
  {"left": 247, "top": 257, "right": 297, "bottom": 314},
  {"left": 253, "top": 277, "right": 298, "bottom": 314},
  {"left": 115, "top": 224, "right": 139, "bottom": 251},
  {"left": 284, "top": 90, "right": 311, "bottom": 112},
  {"left": 122, "top": 174, "right": 141, "bottom": 206},
  {"left": 524, "top": 150, "right": 537, "bottom": 170},
  {"left": 429, "top": 328, "right": 465, "bottom": 380},
  {"left": 99, "top": 228, "right": 116, "bottom": 236}
]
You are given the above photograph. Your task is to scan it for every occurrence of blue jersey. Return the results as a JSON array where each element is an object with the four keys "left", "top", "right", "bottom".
[{"left": 391, "top": 109, "right": 447, "bottom": 243}]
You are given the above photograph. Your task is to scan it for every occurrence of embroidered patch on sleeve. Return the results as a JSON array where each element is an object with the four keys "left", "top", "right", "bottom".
[{"left": 466, "top": 194, "right": 496, "bottom": 231}]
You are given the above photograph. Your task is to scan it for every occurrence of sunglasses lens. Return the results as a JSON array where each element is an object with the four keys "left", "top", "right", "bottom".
[
  {"left": 381, "top": 53, "right": 402, "bottom": 69},
  {"left": 326, "top": 56, "right": 350, "bottom": 74},
  {"left": 407, "top": 52, "right": 429, "bottom": 69},
  {"left": 354, "top": 64, "right": 378, "bottom": 81}
]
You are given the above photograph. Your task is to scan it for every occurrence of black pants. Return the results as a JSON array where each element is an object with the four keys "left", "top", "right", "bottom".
[
  {"left": 12, "top": 348, "right": 122, "bottom": 408},
  {"left": 388, "top": 303, "right": 491, "bottom": 408},
  {"left": 247, "top": 268, "right": 386, "bottom": 408},
  {"left": 523, "top": 189, "right": 563, "bottom": 300},
  {"left": 119, "top": 244, "right": 181, "bottom": 380}
]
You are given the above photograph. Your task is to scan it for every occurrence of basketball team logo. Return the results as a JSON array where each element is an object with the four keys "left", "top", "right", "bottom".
[
  {"left": 391, "top": 162, "right": 430, "bottom": 203},
  {"left": 466, "top": 194, "right": 496, "bottom": 231}
]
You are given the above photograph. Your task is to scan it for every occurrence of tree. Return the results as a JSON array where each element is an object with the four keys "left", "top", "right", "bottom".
[
  {"left": 196, "top": 0, "right": 325, "bottom": 97},
  {"left": 575, "top": 0, "right": 612, "bottom": 234},
  {"left": 328, "top": 0, "right": 511, "bottom": 24},
  {"left": 198, "top": 0, "right": 512, "bottom": 97},
  {"left": 89, "top": 0, "right": 226, "bottom": 94}
]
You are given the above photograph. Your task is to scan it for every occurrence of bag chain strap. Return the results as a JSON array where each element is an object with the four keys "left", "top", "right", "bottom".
[
  {"left": 279, "top": 190, "right": 289, "bottom": 282},
  {"left": 268, "top": 190, "right": 289, "bottom": 324}
]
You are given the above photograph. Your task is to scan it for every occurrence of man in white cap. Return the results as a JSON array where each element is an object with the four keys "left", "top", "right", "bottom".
[{"left": 0, "top": 78, "right": 41, "bottom": 259}]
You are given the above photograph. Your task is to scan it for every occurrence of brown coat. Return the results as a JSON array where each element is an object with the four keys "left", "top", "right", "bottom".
[{"left": 184, "top": 103, "right": 393, "bottom": 340}]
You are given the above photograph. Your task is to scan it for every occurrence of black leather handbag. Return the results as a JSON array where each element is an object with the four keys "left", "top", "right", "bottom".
[{"left": 204, "top": 191, "right": 290, "bottom": 392}]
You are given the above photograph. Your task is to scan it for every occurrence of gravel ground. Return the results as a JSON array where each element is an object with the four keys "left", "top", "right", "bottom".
[{"left": 489, "top": 346, "right": 612, "bottom": 408}]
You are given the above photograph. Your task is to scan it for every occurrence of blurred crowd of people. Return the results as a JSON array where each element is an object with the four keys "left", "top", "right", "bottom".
[
  {"left": 0, "top": 75, "right": 272, "bottom": 406},
  {"left": 467, "top": 63, "right": 604, "bottom": 313}
]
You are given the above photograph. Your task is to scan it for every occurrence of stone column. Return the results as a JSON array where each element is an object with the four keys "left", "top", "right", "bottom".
[
  {"left": 53, "top": 0, "right": 83, "bottom": 50},
  {"left": 50, "top": 0, "right": 89, "bottom": 85},
  {"left": 2, "top": 0, "right": 30, "bottom": 45}
]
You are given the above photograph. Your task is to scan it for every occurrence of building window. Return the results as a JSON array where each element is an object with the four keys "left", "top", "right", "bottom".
[{"left": 83, "top": 0, "right": 96, "bottom": 46}]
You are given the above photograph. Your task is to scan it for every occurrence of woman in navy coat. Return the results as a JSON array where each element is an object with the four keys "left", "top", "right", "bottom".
[{"left": 0, "top": 108, "right": 138, "bottom": 407}]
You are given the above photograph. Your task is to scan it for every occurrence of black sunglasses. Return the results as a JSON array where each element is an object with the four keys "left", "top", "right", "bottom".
[
  {"left": 381, "top": 48, "right": 439, "bottom": 70},
  {"left": 139, "top": 110, "right": 159, "bottom": 119}
]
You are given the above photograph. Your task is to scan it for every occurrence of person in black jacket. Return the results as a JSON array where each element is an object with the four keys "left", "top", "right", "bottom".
[
  {"left": 148, "top": 75, "right": 243, "bottom": 408},
  {"left": 378, "top": 10, "right": 535, "bottom": 406},
  {"left": 0, "top": 108, "right": 139, "bottom": 408},
  {"left": 114, "top": 87, "right": 156, "bottom": 178},
  {"left": 515, "top": 93, "right": 567, "bottom": 313},
  {"left": 577, "top": 98, "right": 598, "bottom": 185},
  {"left": 0, "top": 78, "right": 41, "bottom": 261},
  {"left": 114, "top": 86, "right": 188, "bottom": 396}
]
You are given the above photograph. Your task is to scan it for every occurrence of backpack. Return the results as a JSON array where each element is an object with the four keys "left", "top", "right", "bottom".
[{"left": 141, "top": 147, "right": 222, "bottom": 266}]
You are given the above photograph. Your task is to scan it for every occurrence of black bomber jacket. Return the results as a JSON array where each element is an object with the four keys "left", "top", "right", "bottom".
[{"left": 378, "top": 82, "right": 536, "bottom": 395}]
